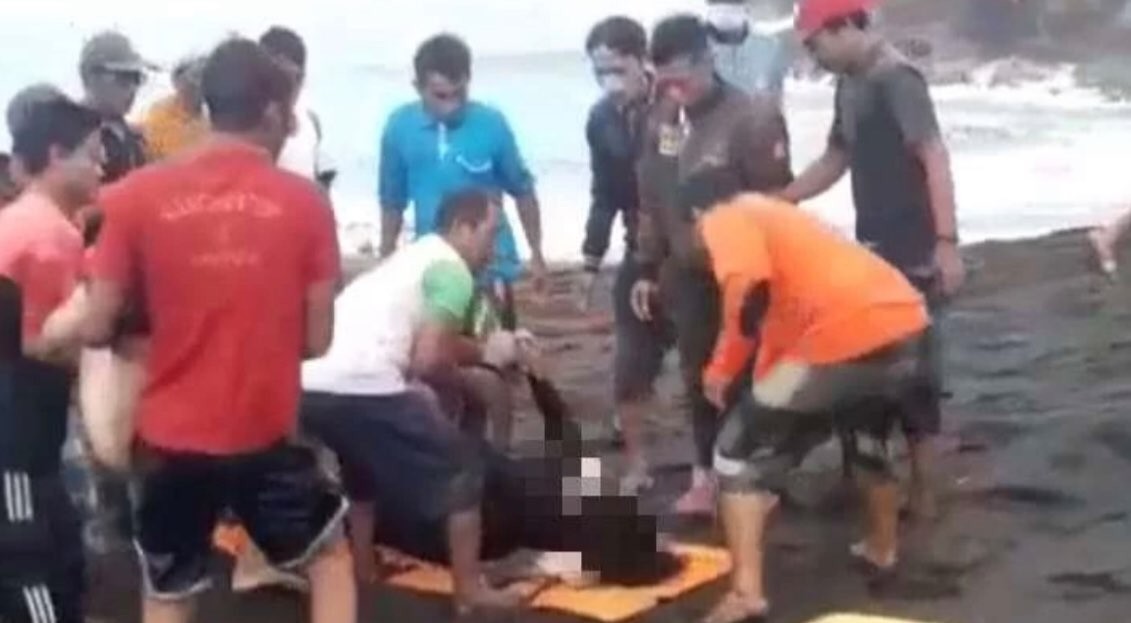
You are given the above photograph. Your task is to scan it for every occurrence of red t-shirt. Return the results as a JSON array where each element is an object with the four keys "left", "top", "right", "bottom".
[
  {"left": 90, "top": 141, "right": 340, "bottom": 455},
  {"left": 0, "top": 191, "right": 84, "bottom": 344}
]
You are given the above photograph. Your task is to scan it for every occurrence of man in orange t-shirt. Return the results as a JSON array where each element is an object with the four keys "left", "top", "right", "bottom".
[
  {"left": 80, "top": 39, "right": 354, "bottom": 623},
  {"left": 682, "top": 170, "right": 933, "bottom": 623}
]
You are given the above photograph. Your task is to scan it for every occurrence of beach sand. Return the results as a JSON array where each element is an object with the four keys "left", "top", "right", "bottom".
[{"left": 84, "top": 229, "right": 1131, "bottom": 623}]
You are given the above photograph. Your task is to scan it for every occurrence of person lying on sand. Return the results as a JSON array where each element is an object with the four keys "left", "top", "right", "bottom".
[
  {"left": 683, "top": 169, "right": 937, "bottom": 623},
  {"left": 368, "top": 446, "right": 681, "bottom": 591},
  {"left": 301, "top": 188, "right": 541, "bottom": 617}
]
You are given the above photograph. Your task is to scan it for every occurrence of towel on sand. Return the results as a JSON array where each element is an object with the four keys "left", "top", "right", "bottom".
[{"left": 382, "top": 543, "right": 730, "bottom": 623}]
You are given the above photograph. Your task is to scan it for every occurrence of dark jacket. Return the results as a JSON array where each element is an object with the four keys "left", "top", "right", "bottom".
[
  {"left": 582, "top": 95, "right": 649, "bottom": 268},
  {"left": 100, "top": 118, "right": 147, "bottom": 184},
  {"left": 636, "top": 81, "right": 794, "bottom": 275}
]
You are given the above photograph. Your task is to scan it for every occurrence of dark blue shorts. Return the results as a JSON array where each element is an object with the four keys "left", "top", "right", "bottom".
[
  {"left": 130, "top": 441, "right": 347, "bottom": 600},
  {"left": 300, "top": 391, "right": 485, "bottom": 525}
]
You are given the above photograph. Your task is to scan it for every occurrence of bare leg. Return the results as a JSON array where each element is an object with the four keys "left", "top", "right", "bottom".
[
  {"left": 906, "top": 437, "right": 939, "bottom": 521},
  {"left": 701, "top": 491, "right": 776, "bottom": 623},
  {"left": 852, "top": 474, "right": 900, "bottom": 569},
  {"left": 231, "top": 539, "right": 309, "bottom": 593},
  {"left": 449, "top": 506, "right": 524, "bottom": 615},
  {"left": 142, "top": 597, "right": 194, "bottom": 623},
  {"left": 618, "top": 398, "right": 652, "bottom": 493},
  {"left": 306, "top": 536, "right": 358, "bottom": 623},
  {"left": 347, "top": 502, "right": 378, "bottom": 583}
]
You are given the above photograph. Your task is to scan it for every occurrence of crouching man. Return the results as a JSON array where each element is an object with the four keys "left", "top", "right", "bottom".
[
  {"left": 683, "top": 171, "right": 936, "bottom": 623},
  {"left": 300, "top": 188, "right": 537, "bottom": 616}
]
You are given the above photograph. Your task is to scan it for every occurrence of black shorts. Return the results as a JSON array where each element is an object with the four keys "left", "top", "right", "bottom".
[
  {"left": 300, "top": 391, "right": 485, "bottom": 525},
  {"left": 612, "top": 257, "right": 674, "bottom": 402},
  {"left": 713, "top": 332, "right": 936, "bottom": 492},
  {"left": 0, "top": 472, "right": 83, "bottom": 623},
  {"left": 902, "top": 273, "right": 948, "bottom": 439},
  {"left": 130, "top": 441, "right": 347, "bottom": 600}
]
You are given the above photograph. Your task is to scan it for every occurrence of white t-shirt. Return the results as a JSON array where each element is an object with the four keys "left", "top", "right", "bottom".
[
  {"left": 302, "top": 235, "right": 475, "bottom": 396},
  {"left": 279, "top": 103, "right": 323, "bottom": 180}
]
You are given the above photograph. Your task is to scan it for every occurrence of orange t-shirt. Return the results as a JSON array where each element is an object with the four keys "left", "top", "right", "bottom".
[
  {"left": 89, "top": 141, "right": 340, "bottom": 455},
  {"left": 0, "top": 191, "right": 84, "bottom": 344},
  {"left": 700, "top": 195, "right": 929, "bottom": 387},
  {"left": 140, "top": 96, "right": 208, "bottom": 161}
]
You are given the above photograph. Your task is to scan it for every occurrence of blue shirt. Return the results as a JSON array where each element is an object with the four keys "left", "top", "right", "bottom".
[{"left": 378, "top": 101, "right": 536, "bottom": 284}]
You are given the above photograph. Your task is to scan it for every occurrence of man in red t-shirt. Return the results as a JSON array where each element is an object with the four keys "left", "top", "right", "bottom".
[
  {"left": 0, "top": 97, "right": 104, "bottom": 623},
  {"left": 80, "top": 39, "right": 354, "bottom": 623}
]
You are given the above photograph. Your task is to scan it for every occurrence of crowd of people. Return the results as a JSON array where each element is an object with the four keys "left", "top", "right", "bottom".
[{"left": 0, "top": 0, "right": 983, "bottom": 621}]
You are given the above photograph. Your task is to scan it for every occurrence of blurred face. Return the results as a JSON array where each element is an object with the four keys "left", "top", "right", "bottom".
[
  {"left": 85, "top": 68, "right": 145, "bottom": 117},
  {"left": 462, "top": 202, "right": 500, "bottom": 271},
  {"left": 654, "top": 53, "right": 713, "bottom": 108},
  {"left": 262, "top": 92, "right": 299, "bottom": 160},
  {"left": 273, "top": 56, "right": 306, "bottom": 95},
  {"left": 416, "top": 72, "right": 469, "bottom": 122},
  {"left": 588, "top": 46, "right": 649, "bottom": 106},
  {"left": 804, "top": 27, "right": 853, "bottom": 73},
  {"left": 705, "top": 2, "right": 749, "bottom": 33},
  {"left": 52, "top": 130, "right": 105, "bottom": 209}
]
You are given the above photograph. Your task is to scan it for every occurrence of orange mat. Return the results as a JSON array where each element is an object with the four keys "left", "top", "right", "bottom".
[
  {"left": 214, "top": 526, "right": 731, "bottom": 622},
  {"left": 382, "top": 543, "right": 731, "bottom": 623}
]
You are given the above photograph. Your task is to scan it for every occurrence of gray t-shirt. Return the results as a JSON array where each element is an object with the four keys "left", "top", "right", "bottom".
[{"left": 829, "top": 46, "right": 942, "bottom": 273}]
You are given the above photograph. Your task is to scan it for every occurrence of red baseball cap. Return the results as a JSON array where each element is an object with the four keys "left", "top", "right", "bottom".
[{"left": 795, "top": 0, "right": 878, "bottom": 39}]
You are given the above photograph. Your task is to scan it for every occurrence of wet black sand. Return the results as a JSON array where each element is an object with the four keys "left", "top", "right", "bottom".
[{"left": 85, "top": 229, "right": 1131, "bottom": 622}]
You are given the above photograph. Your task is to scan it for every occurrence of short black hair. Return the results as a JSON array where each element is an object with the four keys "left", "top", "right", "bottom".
[
  {"left": 823, "top": 11, "right": 871, "bottom": 33},
  {"left": 679, "top": 167, "right": 743, "bottom": 222},
  {"left": 650, "top": 14, "right": 710, "bottom": 66},
  {"left": 585, "top": 16, "right": 647, "bottom": 58},
  {"left": 259, "top": 26, "right": 307, "bottom": 69},
  {"left": 12, "top": 99, "right": 102, "bottom": 177},
  {"left": 414, "top": 34, "right": 472, "bottom": 83},
  {"left": 203, "top": 38, "right": 295, "bottom": 133},
  {"left": 436, "top": 188, "right": 493, "bottom": 233}
]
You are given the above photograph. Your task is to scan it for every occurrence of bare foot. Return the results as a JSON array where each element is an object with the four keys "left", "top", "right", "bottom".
[
  {"left": 673, "top": 480, "right": 717, "bottom": 516},
  {"left": 455, "top": 583, "right": 527, "bottom": 618},
  {"left": 849, "top": 541, "right": 897, "bottom": 571},
  {"left": 1089, "top": 229, "right": 1118, "bottom": 277},
  {"left": 620, "top": 465, "right": 654, "bottom": 496},
  {"left": 701, "top": 590, "right": 769, "bottom": 623}
]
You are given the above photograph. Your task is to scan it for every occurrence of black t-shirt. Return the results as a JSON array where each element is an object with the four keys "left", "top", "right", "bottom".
[{"left": 830, "top": 47, "right": 941, "bottom": 273}]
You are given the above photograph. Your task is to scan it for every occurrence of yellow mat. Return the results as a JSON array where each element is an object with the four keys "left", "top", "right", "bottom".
[{"left": 383, "top": 543, "right": 731, "bottom": 623}]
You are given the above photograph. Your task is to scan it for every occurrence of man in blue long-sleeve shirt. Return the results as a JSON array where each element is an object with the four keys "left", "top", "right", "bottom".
[{"left": 581, "top": 17, "right": 673, "bottom": 493}]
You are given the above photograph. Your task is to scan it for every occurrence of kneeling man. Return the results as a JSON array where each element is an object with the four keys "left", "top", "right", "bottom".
[{"left": 301, "top": 188, "right": 534, "bottom": 616}]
